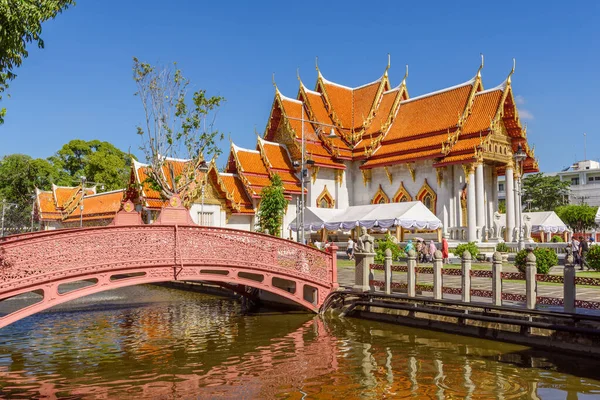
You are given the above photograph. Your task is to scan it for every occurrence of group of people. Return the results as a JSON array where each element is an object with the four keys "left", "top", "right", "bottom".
[
  {"left": 404, "top": 238, "right": 449, "bottom": 264},
  {"left": 571, "top": 236, "right": 594, "bottom": 270}
]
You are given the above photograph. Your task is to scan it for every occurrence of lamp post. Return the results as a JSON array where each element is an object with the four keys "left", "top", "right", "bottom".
[
  {"left": 78, "top": 176, "right": 105, "bottom": 228},
  {"left": 286, "top": 115, "right": 338, "bottom": 244},
  {"left": 1, "top": 199, "right": 18, "bottom": 237},
  {"left": 513, "top": 144, "right": 527, "bottom": 250},
  {"left": 197, "top": 161, "right": 209, "bottom": 225}
]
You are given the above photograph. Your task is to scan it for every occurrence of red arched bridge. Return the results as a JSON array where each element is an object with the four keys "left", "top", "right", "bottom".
[{"left": 0, "top": 225, "right": 338, "bottom": 329}]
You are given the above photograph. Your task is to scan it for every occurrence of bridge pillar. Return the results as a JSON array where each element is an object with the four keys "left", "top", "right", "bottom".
[{"left": 353, "top": 252, "right": 375, "bottom": 292}]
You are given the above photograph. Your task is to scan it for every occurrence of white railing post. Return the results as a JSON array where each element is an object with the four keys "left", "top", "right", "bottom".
[
  {"left": 525, "top": 249, "right": 537, "bottom": 310},
  {"left": 433, "top": 250, "right": 443, "bottom": 300},
  {"left": 407, "top": 249, "right": 416, "bottom": 297},
  {"left": 461, "top": 251, "right": 472, "bottom": 303},
  {"left": 492, "top": 251, "right": 503, "bottom": 306},
  {"left": 564, "top": 249, "right": 576, "bottom": 313},
  {"left": 384, "top": 248, "right": 392, "bottom": 295}
]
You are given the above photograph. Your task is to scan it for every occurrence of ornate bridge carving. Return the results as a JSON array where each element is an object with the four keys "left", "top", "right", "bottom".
[{"left": 0, "top": 225, "right": 338, "bottom": 329}]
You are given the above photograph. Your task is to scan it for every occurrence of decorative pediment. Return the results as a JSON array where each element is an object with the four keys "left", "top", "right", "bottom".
[
  {"left": 416, "top": 179, "right": 437, "bottom": 214},
  {"left": 372, "top": 184, "right": 390, "bottom": 204},
  {"left": 316, "top": 185, "right": 335, "bottom": 208},
  {"left": 393, "top": 182, "right": 412, "bottom": 203}
]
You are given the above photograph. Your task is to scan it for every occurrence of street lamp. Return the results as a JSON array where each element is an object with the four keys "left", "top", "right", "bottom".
[
  {"left": 286, "top": 115, "right": 338, "bottom": 244},
  {"left": 513, "top": 144, "right": 527, "bottom": 250},
  {"left": 197, "top": 161, "right": 209, "bottom": 225},
  {"left": 1, "top": 199, "right": 18, "bottom": 237}
]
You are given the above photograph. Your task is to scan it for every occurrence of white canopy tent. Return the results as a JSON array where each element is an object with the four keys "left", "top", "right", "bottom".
[
  {"left": 498, "top": 211, "right": 568, "bottom": 233},
  {"left": 596, "top": 207, "right": 600, "bottom": 225},
  {"left": 289, "top": 202, "right": 442, "bottom": 232}
]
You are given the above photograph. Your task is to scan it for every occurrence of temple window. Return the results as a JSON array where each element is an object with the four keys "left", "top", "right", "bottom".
[
  {"left": 416, "top": 179, "right": 437, "bottom": 214},
  {"left": 371, "top": 184, "right": 390, "bottom": 204}
]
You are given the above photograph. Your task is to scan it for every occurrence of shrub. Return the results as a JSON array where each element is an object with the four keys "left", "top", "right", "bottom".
[
  {"left": 375, "top": 234, "right": 405, "bottom": 263},
  {"left": 453, "top": 242, "right": 479, "bottom": 260},
  {"left": 495, "top": 242, "right": 509, "bottom": 253},
  {"left": 514, "top": 247, "right": 558, "bottom": 274},
  {"left": 586, "top": 245, "right": 600, "bottom": 271},
  {"left": 551, "top": 235, "right": 564, "bottom": 243}
]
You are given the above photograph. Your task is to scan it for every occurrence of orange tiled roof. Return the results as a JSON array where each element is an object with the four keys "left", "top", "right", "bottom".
[
  {"left": 214, "top": 172, "right": 254, "bottom": 214},
  {"left": 385, "top": 80, "right": 474, "bottom": 141},
  {"left": 461, "top": 89, "right": 503, "bottom": 134},
  {"left": 65, "top": 190, "right": 124, "bottom": 221},
  {"left": 36, "top": 190, "right": 61, "bottom": 220}
]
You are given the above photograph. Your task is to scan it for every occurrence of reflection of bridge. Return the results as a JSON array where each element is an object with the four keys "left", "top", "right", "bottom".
[{"left": 0, "top": 222, "right": 338, "bottom": 328}]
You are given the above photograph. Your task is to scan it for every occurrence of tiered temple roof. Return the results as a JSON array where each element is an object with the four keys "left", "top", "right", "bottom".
[
  {"left": 258, "top": 59, "right": 538, "bottom": 175},
  {"left": 36, "top": 185, "right": 123, "bottom": 223}
]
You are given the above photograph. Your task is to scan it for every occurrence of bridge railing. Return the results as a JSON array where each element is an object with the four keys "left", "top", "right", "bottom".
[
  {"left": 365, "top": 250, "right": 600, "bottom": 313},
  {"left": 0, "top": 224, "right": 337, "bottom": 295}
]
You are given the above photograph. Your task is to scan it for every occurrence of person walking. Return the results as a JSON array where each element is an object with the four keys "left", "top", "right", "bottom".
[
  {"left": 428, "top": 240, "right": 437, "bottom": 263},
  {"left": 571, "top": 237, "right": 581, "bottom": 269},
  {"left": 346, "top": 238, "right": 355, "bottom": 260},
  {"left": 441, "top": 237, "right": 449, "bottom": 264},
  {"left": 580, "top": 236, "right": 590, "bottom": 270}
]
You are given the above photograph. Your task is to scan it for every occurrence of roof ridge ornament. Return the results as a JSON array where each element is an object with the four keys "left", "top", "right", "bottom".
[
  {"left": 507, "top": 58, "right": 516, "bottom": 84},
  {"left": 402, "top": 64, "right": 409, "bottom": 86},
  {"left": 272, "top": 72, "right": 279, "bottom": 93},
  {"left": 315, "top": 56, "right": 321, "bottom": 77},
  {"left": 477, "top": 53, "right": 484, "bottom": 78},
  {"left": 384, "top": 53, "right": 391, "bottom": 77}
]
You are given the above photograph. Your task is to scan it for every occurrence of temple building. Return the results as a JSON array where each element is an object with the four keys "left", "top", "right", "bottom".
[
  {"left": 128, "top": 58, "right": 538, "bottom": 243},
  {"left": 35, "top": 185, "right": 124, "bottom": 229}
]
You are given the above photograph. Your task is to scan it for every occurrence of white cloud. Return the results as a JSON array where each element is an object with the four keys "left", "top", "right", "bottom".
[
  {"left": 519, "top": 109, "right": 534, "bottom": 120},
  {"left": 515, "top": 95, "right": 526, "bottom": 105}
]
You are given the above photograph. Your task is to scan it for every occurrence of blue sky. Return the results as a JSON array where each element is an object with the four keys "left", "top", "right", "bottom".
[{"left": 1, "top": 0, "right": 598, "bottom": 172}]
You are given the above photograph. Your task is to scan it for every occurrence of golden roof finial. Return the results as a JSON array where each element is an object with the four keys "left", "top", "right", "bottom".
[
  {"left": 401, "top": 64, "right": 408, "bottom": 85},
  {"left": 272, "top": 72, "right": 279, "bottom": 92},
  {"left": 315, "top": 56, "right": 321, "bottom": 76},
  {"left": 385, "top": 53, "right": 391, "bottom": 76},
  {"left": 507, "top": 58, "right": 516, "bottom": 84},
  {"left": 477, "top": 53, "right": 484, "bottom": 78}
]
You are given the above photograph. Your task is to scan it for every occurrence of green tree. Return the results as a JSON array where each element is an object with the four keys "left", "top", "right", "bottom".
[
  {"left": 0, "top": 154, "right": 61, "bottom": 232},
  {"left": 49, "top": 139, "right": 131, "bottom": 191},
  {"left": 522, "top": 173, "right": 570, "bottom": 211},
  {"left": 256, "top": 174, "right": 286, "bottom": 236},
  {"left": 133, "top": 57, "right": 225, "bottom": 198},
  {"left": 555, "top": 204, "right": 598, "bottom": 233},
  {"left": 0, "top": 0, "right": 75, "bottom": 124}
]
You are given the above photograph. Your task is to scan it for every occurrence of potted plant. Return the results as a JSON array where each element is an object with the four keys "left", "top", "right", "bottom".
[{"left": 496, "top": 242, "right": 510, "bottom": 263}]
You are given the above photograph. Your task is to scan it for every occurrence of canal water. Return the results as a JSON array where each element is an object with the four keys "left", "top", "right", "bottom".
[{"left": 1, "top": 285, "right": 599, "bottom": 399}]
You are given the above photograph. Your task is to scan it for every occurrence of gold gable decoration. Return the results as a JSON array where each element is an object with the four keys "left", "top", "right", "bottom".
[
  {"left": 372, "top": 184, "right": 390, "bottom": 204},
  {"left": 393, "top": 182, "right": 412, "bottom": 203},
  {"left": 384, "top": 166, "right": 393, "bottom": 185},
  {"left": 316, "top": 185, "right": 335, "bottom": 208},
  {"left": 416, "top": 179, "right": 437, "bottom": 214},
  {"left": 406, "top": 163, "right": 416, "bottom": 182}
]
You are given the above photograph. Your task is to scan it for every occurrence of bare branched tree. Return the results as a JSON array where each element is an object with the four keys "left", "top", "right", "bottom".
[{"left": 133, "top": 57, "right": 225, "bottom": 198}]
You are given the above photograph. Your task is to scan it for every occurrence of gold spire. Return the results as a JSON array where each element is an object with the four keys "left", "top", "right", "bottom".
[
  {"left": 401, "top": 64, "right": 409, "bottom": 86},
  {"left": 477, "top": 53, "right": 484, "bottom": 78},
  {"left": 315, "top": 56, "right": 321, "bottom": 77},
  {"left": 507, "top": 58, "right": 516, "bottom": 84},
  {"left": 384, "top": 53, "right": 391, "bottom": 77}
]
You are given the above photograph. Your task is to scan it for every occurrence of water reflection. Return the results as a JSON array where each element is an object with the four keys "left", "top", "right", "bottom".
[{"left": 0, "top": 284, "right": 599, "bottom": 398}]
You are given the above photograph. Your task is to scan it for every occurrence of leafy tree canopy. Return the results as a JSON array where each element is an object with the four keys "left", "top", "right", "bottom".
[
  {"left": 0, "top": 0, "right": 75, "bottom": 124},
  {"left": 522, "top": 173, "right": 570, "bottom": 211},
  {"left": 49, "top": 139, "right": 132, "bottom": 191},
  {"left": 256, "top": 174, "right": 286, "bottom": 236},
  {"left": 555, "top": 204, "right": 598, "bottom": 233},
  {"left": 133, "top": 57, "right": 225, "bottom": 198}
]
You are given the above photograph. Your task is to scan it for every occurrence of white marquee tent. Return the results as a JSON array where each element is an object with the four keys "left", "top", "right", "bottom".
[
  {"left": 596, "top": 207, "right": 600, "bottom": 225},
  {"left": 498, "top": 211, "right": 568, "bottom": 233},
  {"left": 289, "top": 201, "right": 442, "bottom": 232}
]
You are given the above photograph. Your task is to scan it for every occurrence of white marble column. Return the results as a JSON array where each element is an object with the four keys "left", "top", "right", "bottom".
[
  {"left": 475, "top": 163, "right": 485, "bottom": 237},
  {"left": 505, "top": 163, "right": 515, "bottom": 242},
  {"left": 467, "top": 165, "right": 477, "bottom": 242},
  {"left": 514, "top": 171, "right": 522, "bottom": 242},
  {"left": 488, "top": 169, "right": 498, "bottom": 239}
]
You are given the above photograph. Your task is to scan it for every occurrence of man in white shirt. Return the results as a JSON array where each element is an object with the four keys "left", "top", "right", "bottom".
[{"left": 347, "top": 238, "right": 354, "bottom": 260}]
